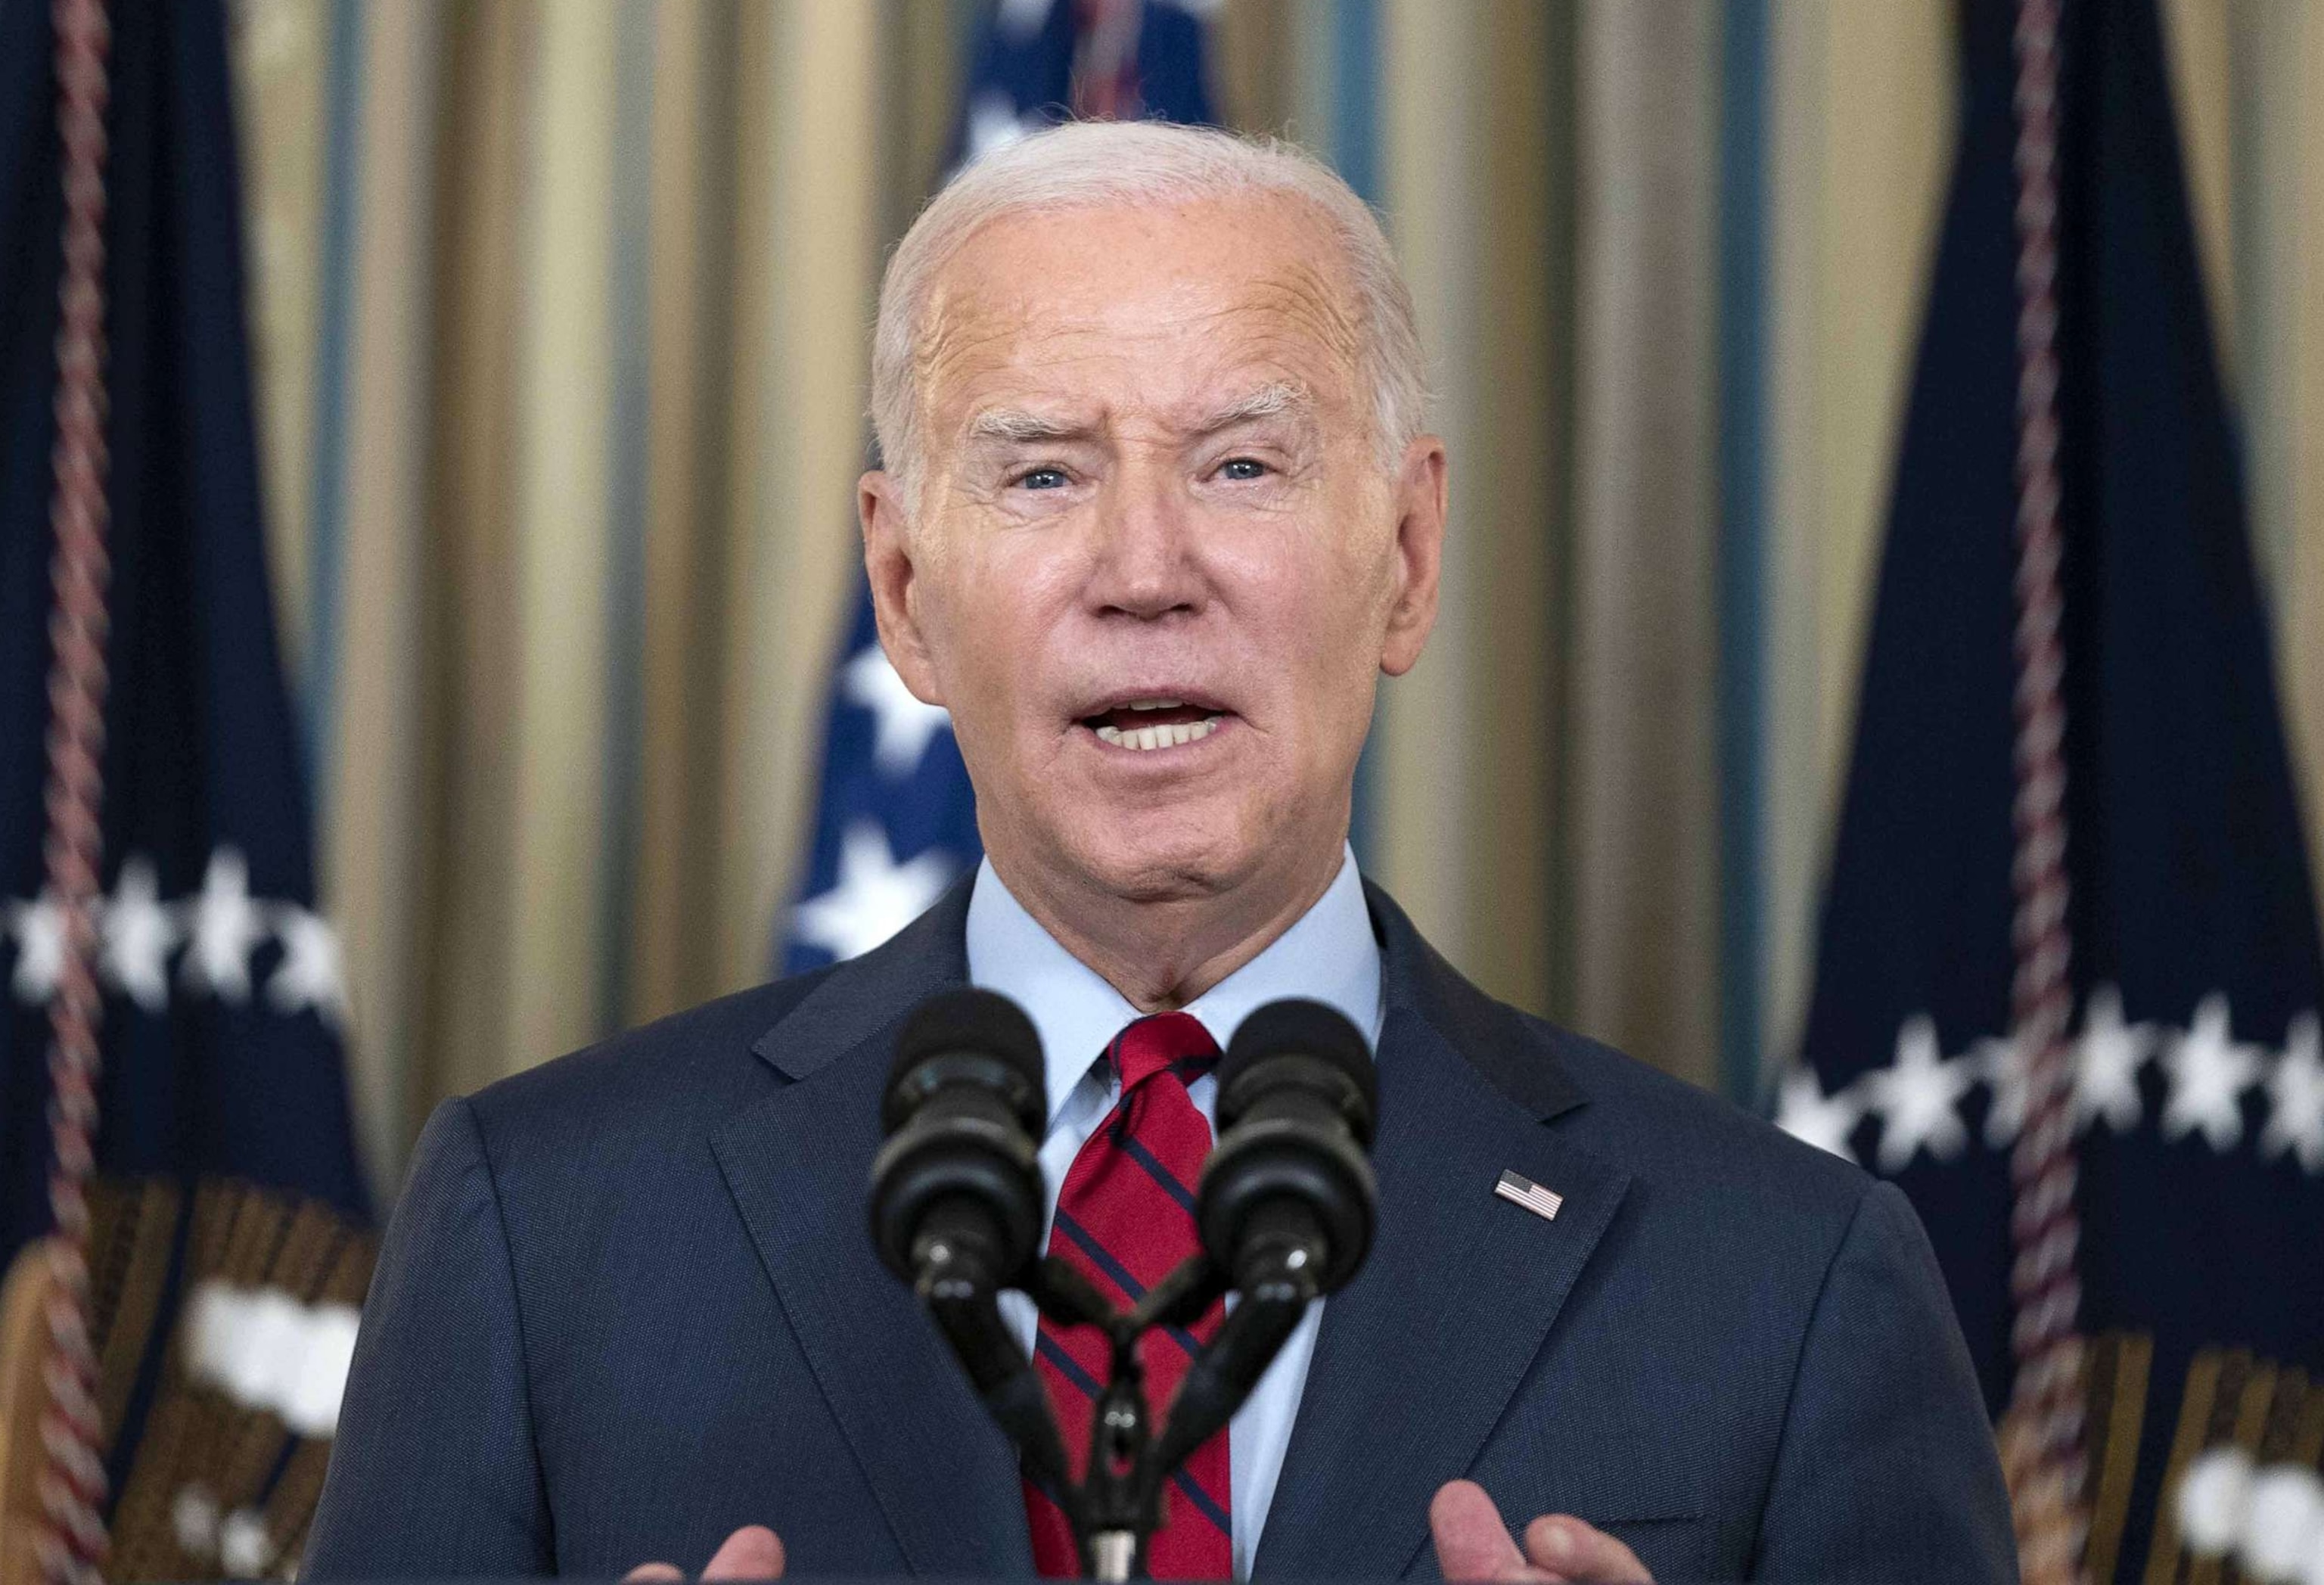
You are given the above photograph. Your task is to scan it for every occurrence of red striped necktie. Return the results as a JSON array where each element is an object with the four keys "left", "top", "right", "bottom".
[{"left": 1024, "top": 1012, "right": 1233, "bottom": 1579}]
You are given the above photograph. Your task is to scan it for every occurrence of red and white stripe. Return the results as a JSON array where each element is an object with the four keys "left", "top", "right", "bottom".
[
  {"left": 1070, "top": 0, "right": 1144, "bottom": 120},
  {"left": 2003, "top": 2, "right": 2089, "bottom": 1582},
  {"left": 35, "top": 1, "right": 117, "bottom": 1581}
]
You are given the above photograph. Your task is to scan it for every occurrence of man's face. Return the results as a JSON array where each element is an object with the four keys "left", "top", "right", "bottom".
[{"left": 862, "top": 194, "right": 1443, "bottom": 912}]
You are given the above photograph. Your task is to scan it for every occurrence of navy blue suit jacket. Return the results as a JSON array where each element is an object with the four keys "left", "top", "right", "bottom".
[{"left": 306, "top": 881, "right": 2015, "bottom": 1581}]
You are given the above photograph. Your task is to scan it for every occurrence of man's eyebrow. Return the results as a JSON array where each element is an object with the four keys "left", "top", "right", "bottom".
[
  {"left": 1190, "top": 380, "right": 1316, "bottom": 437},
  {"left": 962, "top": 408, "right": 1092, "bottom": 446}
]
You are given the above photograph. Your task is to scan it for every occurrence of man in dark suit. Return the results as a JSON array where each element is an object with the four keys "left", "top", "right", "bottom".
[{"left": 307, "top": 120, "right": 2015, "bottom": 1583}]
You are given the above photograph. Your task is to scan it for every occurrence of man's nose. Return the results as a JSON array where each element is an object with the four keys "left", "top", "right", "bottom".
[{"left": 1087, "top": 467, "right": 1202, "bottom": 619}]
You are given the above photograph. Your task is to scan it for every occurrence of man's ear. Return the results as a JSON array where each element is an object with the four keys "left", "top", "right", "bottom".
[
  {"left": 1379, "top": 437, "right": 1447, "bottom": 677},
  {"left": 859, "top": 470, "right": 945, "bottom": 705}
]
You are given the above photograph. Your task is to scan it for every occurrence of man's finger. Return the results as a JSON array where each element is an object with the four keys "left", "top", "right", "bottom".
[
  {"left": 623, "top": 1567, "right": 682, "bottom": 1583},
  {"left": 1522, "top": 1515, "right": 1652, "bottom": 1584},
  {"left": 702, "top": 1524, "right": 786, "bottom": 1580},
  {"left": 1431, "top": 1479, "right": 1548, "bottom": 1582}
]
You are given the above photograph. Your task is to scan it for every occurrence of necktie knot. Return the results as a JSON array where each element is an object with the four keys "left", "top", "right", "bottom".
[{"left": 1111, "top": 1011, "right": 1219, "bottom": 1096}]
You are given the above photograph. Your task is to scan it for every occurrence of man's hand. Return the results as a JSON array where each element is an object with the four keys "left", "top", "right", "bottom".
[
  {"left": 1431, "top": 1480, "right": 1653, "bottom": 1584},
  {"left": 623, "top": 1525, "right": 785, "bottom": 1581}
]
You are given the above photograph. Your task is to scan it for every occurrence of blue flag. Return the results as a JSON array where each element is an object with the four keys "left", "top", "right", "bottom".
[
  {"left": 779, "top": 0, "right": 1216, "bottom": 975},
  {"left": 1785, "top": 1, "right": 2324, "bottom": 1577},
  {"left": 2, "top": 0, "right": 371, "bottom": 1571}
]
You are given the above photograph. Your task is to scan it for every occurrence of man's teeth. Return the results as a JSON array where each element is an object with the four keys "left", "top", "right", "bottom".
[{"left": 1094, "top": 716, "right": 1222, "bottom": 751}]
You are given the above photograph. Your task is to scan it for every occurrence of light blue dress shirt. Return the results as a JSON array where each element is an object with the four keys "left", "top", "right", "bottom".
[{"left": 965, "top": 846, "right": 1384, "bottom": 1580}]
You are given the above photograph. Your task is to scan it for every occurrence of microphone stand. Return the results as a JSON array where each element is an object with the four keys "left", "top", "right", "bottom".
[{"left": 913, "top": 1239, "right": 1319, "bottom": 1582}]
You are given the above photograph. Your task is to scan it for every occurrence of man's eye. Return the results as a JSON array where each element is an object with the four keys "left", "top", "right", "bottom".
[
  {"left": 1014, "top": 467, "right": 1068, "bottom": 491},
  {"left": 1218, "top": 458, "right": 1269, "bottom": 481}
]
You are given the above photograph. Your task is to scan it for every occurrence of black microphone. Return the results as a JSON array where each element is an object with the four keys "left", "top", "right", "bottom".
[
  {"left": 1196, "top": 997, "right": 1378, "bottom": 1294},
  {"left": 868, "top": 987, "right": 1074, "bottom": 1496},
  {"left": 868, "top": 987, "right": 1048, "bottom": 1293}
]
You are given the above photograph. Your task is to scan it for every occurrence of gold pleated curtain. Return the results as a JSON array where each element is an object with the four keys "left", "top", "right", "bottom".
[
  {"left": 225, "top": 0, "right": 2324, "bottom": 1202},
  {"left": 231, "top": 0, "right": 965, "bottom": 1193}
]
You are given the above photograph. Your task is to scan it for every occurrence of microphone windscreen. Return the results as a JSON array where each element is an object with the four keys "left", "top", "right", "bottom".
[
  {"left": 1219, "top": 999, "right": 1377, "bottom": 1130},
  {"left": 885, "top": 987, "right": 1045, "bottom": 1130}
]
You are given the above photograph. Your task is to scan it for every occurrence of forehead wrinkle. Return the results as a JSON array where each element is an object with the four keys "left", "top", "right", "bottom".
[
  {"left": 914, "top": 290, "right": 1025, "bottom": 430},
  {"left": 916, "top": 296, "right": 1139, "bottom": 458},
  {"left": 915, "top": 234, "right": 1374, "bottom": 461},
  {"left": 1151, "top": 252, "right": 1361, "bottom": 353},
  {"left": 1237, "top": 261, "right": 1366, "bottom": 368},
  {"left": 1166, "top": 291, "right": 1366, "bottom": 439}
]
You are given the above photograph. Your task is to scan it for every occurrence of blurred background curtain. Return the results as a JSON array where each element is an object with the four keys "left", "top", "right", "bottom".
[{"left": 222, "top": 0, "right": 2324, "bottom": 1205}]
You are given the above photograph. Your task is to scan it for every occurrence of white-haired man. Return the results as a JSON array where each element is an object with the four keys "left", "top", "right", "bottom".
[{"left": 309, "top": 123, "right": 2015, "bottom": 1584}]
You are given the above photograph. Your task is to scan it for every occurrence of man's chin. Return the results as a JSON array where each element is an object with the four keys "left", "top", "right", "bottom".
[{"left": 1049, "top": 818, "right": 1257, "bottom": 906}]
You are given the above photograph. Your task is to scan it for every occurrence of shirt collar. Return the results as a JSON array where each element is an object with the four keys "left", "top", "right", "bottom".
[{"left": 965, "top": 846, "right": 1384, "bottom": 1125}]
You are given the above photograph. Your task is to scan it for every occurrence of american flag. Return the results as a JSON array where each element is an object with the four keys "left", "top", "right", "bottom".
[
  {"left": 778, "top": 0, "right": 1219, "bottom": 975},
  {"left": 1492, "top": 1169, "right": 1564, "bottom": 1224}
]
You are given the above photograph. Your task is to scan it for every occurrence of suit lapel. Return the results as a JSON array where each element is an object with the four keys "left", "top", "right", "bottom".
[
  {"left": 710, "top": 883, "right": 1036, "bottom": 1577},
  {"left": 1253, "top": 894, "right": 1633, "bottom": 1579}
]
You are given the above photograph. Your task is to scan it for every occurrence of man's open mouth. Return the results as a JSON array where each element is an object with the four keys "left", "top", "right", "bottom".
[{"left": 1077, "top": 698, "right": 1229, "bottom": 752}]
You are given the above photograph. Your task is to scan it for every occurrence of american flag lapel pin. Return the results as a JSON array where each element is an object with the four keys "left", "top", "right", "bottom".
[{"left": 1494, "top": 1168, "right": 1563, "bottom": 1223}]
